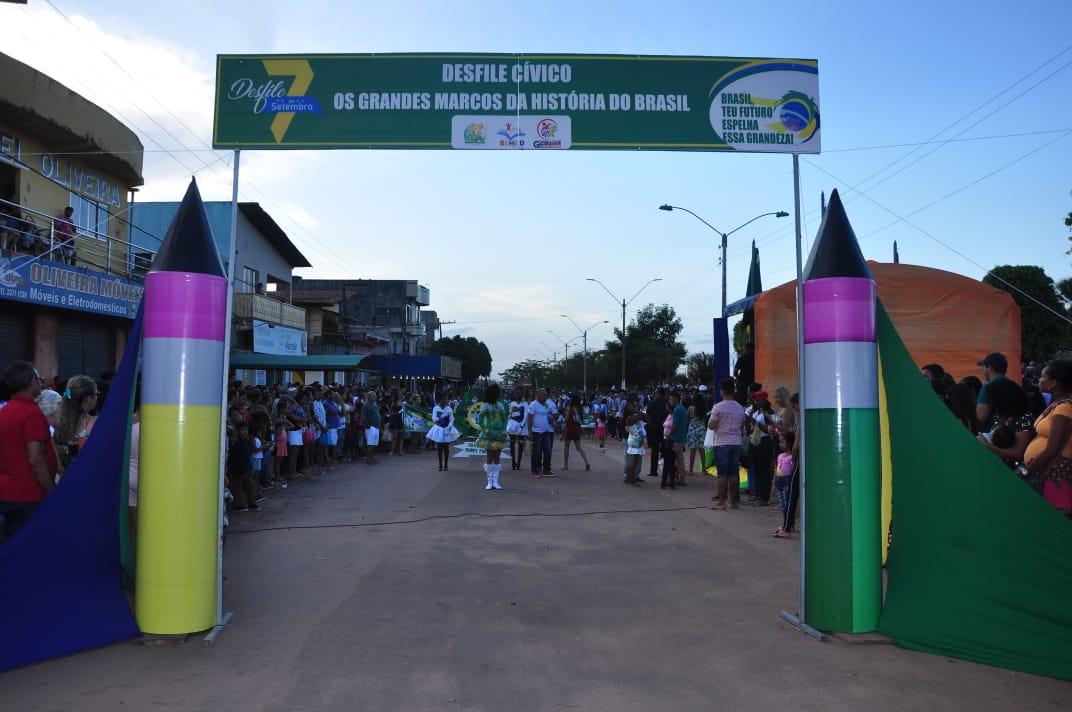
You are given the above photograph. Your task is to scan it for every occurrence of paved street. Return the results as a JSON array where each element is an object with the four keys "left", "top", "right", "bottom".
[{"left": 1, "top": 440, "right": 1068, "bottom": 711}]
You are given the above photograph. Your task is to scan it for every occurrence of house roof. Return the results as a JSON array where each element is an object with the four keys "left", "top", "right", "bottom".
[{"left": 237, "top": 203, "right": 312, "bottom": 268}]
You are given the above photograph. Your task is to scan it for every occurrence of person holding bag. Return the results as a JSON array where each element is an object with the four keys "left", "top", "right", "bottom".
[{"left": 1024, "top": 360, "right": 1072, "bottom": 516}]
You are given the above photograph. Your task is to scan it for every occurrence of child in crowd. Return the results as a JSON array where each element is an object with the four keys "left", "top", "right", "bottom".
[
  {"left": 228, "top": 422, "right": 260, "bottom": 512},
  {"left": 773, "top": 431, "right": 795, "bottom": 536},
  {"left": 251, "top": 421, "right": 270, "bottom": 496},
  {"left": 595, "top": 413, "right": 607, "bottom": 452},
  {"left": 624, "top": 413, "right": 646, "bottom": 486},
  {"left": 660, "top": 436, "right": 678, "bottom": 490},
  {"left": 273, "top": 418, "right": 289, "bottom": 489}
]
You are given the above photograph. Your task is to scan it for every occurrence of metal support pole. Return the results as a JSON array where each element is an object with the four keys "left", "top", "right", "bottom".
[
  {"left": 620, "top": 298, "right": 626, "bottom": 390},
  {"left": 213, "top": 150, "right": 241, "bottom": 633},
  {"left": 792, "top": 153, "right": 808, "bottom": 622},
  {"left": 582, "top": 331, "right": 588, "bottom": 394},
  {"left": 720, "top": 231, "right": 728, "bottom": 318}
]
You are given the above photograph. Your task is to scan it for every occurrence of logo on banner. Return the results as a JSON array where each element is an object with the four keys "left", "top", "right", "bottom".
[
  {"left": 533, "top": 118, "right": 562, "bottom": 149},
  {"left": 463, "top": 122, "right": 486, "bottom": 144},
  {"left": 708, "top": 62, "right": 820, "bottom": 152},
  {"left": 497, "top": 122, "right": 525, "bottom": 147}
]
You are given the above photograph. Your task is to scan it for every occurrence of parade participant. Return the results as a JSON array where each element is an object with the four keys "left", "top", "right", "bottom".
[
  {"left": 0, "top": 362, "right": 53, "bottom": 541},
  {"left": 506, "top": 388, "right": 528, "bottom": 471},
  {"left": 562, "top": 392, "right": 591, "bottom": 471},
  {"left": 476, "top": 384, "right": 506, "bottom": 490},
  {"left": 428, "top": 393, "right": 460, "bottom": 472}
]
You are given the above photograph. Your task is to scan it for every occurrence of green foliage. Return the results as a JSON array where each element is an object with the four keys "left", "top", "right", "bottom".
[
  {"left": 685, "top": 352, "right": 714, "bottom": 384},
  {"left": 603, "top": 303, "right": 686, "bottom": 386},
  {"left": 732, "top": 319, "right": 750, "bottom": 357},
  {"left": 983, "top": 265, "right": 1072, "bottom": 362},
  {"left": 427, "top": 335, "right": 492, "bottom": 385}
]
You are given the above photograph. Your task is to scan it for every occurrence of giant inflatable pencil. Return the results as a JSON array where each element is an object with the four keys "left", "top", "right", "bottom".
[
  {"left": 802, "top": 189, "right": 881, "bottom": 633},
  {"left": 136, "top": 179, "right": 227, "bottom": 633}
]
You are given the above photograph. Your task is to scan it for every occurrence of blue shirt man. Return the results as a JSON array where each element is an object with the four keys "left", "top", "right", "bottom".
[{"left": 670, "top": 393, "right": 689, "bottom": 445}]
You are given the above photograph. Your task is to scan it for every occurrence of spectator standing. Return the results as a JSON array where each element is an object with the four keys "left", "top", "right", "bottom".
[
  {"left": 361, "top": 390, "right": 381, "bottom": 464},
  {"left": 670, "top": 392, "right": 689, "bottom": 486},
  {"left": 52, "top": 206, "right": 77, "bottom": 265},
  {"left": 975, "top": 352, "right": 1010, "bottom": 430},
  {"left": 53, "top": 375, "right": 98, "bottom": 469},
  {"left": 709, "top": 378, "right": 746, "bottom": 508},
  {"left": 646, "top": 387, "right": 668, "bottom": 478},
  {"left": 745, "top": 390, "right": 776, "bottom": 506},
  {"left": 734, "top": 343, "right": 756, "bottom": 401},
  {"left": 1023, "top": 361, "right": 1072, "bottom": 515},
  {"left": 562, "top": 394, "right": 590, "bottom": 472},
  {"left": 0, "top": 362, "right": 54, "bottom": 541},
  {"left": 685, "top": 388, "right": 708, "bottom": 475}
]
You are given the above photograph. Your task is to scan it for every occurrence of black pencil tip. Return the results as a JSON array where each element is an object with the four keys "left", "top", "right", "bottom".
[
  {"left": 803, "top": 189, "right": 871, "bottom": 280},
  {"left": 148, "top": 179, "right": 225, "bottom": 277}
]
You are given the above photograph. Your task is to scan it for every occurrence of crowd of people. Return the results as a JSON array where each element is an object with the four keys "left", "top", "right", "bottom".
[
  {"left": 925, "top": 352, "right": 1072, "bottom": 514},
  {"left": 2, "top": 346, "right": 1071, "bottom": 544}
]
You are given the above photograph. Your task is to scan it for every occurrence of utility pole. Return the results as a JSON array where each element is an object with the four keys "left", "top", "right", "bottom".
[{"left": 437, "top": 319, "right": 456, "bottom": 341}]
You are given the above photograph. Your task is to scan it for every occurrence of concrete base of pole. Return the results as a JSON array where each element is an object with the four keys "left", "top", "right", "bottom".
[
  {"left": 778, "top": 609, "right": 826, "bottom": 642},
  {"left": 201, "top": 611, "right": 234, "bottom": 647}
]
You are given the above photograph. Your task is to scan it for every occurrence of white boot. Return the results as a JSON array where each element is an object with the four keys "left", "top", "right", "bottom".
[
  {"left": 484, "top": 464, "right": 493, "bottom": 490},
  {"left": 492, "top": 464, "right": 503, "bottom": 490}
]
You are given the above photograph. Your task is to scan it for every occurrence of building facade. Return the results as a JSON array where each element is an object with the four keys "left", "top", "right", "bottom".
[
  {"left": 0, "top": 51, "right": 146, "bottom": 384},
  {"left": 132, "top": 201, "right": 313, "bottom": 387},
  {"left": 293, "top": 279, "right": 431, "bottom": 357}
]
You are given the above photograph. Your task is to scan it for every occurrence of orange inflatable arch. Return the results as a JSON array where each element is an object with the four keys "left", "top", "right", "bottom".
[{"left": 754, "top": 261, "right": 1022, "bottom": 393}]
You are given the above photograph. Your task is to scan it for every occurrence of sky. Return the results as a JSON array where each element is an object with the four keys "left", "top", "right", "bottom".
[{"left": 3, "top": 0, "right": 1070, "bottom": 376}]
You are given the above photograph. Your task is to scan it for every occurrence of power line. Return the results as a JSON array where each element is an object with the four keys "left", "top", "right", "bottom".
[
  {"left": 821, "top": 128, "right": 1072, "bottom": 154},
  {"left": 723, "top": 43, "right": 1072, "bottom": 262},
  {"left": 28, "top": 2, "right": 369, "bottom": 278},
  {"left": 802, "top": 157, "right": 1072, "bottom": 326}
]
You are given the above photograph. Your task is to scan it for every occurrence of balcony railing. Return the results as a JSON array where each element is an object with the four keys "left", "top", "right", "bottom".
[
  {"left": 0, "top": 196, "right": 154, "bottom": 281},
  {"left": 233, "top": 291, "right": 306, "bottom": 329}
]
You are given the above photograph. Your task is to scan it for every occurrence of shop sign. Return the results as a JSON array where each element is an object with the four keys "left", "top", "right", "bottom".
[
  {"left": 39, "top": 154, "right": 122, "bottom": 207},
  {"left": 0, "top": 254, "right": 142, "bottom": 318},
  {"left": 252, "top": 319, "right": 308, "bottom": 355}
]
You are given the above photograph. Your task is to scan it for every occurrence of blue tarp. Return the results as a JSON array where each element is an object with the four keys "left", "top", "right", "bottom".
[{"left": 0, "top": 308, "right": 142, "bottom": 671}]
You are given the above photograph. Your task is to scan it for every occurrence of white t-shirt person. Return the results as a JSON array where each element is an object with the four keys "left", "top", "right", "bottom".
[{"left": 528, "top": 399, "right": 553, "bottom": 433}]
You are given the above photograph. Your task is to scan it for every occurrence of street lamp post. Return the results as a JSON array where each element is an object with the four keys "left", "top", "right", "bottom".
[
  {"left": 659, "top": 205, "right": 788, "bottom": 317},
  {"left": 561, "top": 315, "right": 608, "bottom": 394},
  {"left": 547, "top": 330, "right": 583, "bottom": 385},
  {"left": 586, "top": 277, "right": 661, "bottom": 391}
]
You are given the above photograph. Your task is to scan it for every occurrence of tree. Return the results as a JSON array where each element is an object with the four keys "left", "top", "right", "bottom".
[
  {"left": 603, "top": 303, "right": 686, "bottom": 387},
  {"left": 427, "top": 335, "right": 493, "bottom": 385},
  {"left": 686, "top": 352, "right": 714, "bottom": 384},
  {"left": 732, "top": 320, "right": 750, "bottom": 357},
  {"left": 983, "top": 265, "right": 1072, "bottom": 362}
]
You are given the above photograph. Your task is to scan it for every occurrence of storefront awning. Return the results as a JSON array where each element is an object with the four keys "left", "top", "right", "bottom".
[{"left": 229, "top": 353, "right": 368, "bottom": 370}]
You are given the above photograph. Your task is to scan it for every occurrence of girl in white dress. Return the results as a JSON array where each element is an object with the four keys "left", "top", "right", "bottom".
[
  {"left": 506, "top": 387, "right": 529, "bottom": 471},
  {"left": 427, "top": 393, "right": 460, "bottom": 471}
]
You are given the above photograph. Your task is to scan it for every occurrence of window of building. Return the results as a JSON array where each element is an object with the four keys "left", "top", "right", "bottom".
[
  {"left": 69, "top": 192, "right": 110, "bottom": 240},
  {"left": 240, "top": 266, "right": 258, "bottom": 294}
]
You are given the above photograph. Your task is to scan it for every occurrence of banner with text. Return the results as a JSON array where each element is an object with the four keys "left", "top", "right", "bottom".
[
  {"left": 0, "top": 255, "right": 142, "bottom": 318},
  {"left": 252, "top": 320, "right": 308, "bottom": 356},
  {"left": 214, "top": 54, "right": 819, "bottom": 153}
]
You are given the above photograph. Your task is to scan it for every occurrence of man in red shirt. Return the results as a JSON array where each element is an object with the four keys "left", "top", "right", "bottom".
[{"left": 0, "top": 361, "right": 54, "bottom": 542}]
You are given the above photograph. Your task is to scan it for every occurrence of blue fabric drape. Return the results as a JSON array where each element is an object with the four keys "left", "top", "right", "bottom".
[{"left": 0, "top": 307, "right": 143, "bottom": 671}]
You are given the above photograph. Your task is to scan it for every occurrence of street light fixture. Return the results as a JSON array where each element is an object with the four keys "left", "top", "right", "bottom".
[
  {"left": 586, "top": 277, "right": 662, "bottom": 390},
  {"left": 659, "top": 205, "right": 788, "bottom": 317},
  {"left": 561, "top": 315, "right": 608, "bottom": 394}
]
